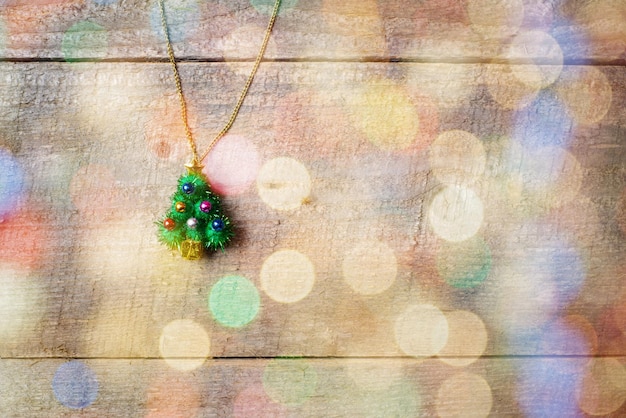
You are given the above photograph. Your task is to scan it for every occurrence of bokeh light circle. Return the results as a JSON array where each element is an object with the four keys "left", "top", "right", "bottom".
[
  {"left": 485, "top": 65, "right": 540, "bottom": 110},
  {"left": 512, "top": 92, "right": 573, "bottom": 150},
  {"left": 145, "top": 374, "right": 202, "bottom": 418},
  {"left": 345, "top": 82, "right": 420, "bottom": 151},
  {"left": 0, "top": 18, "right": 6, "bottom": 56},
  {"left": 505, "top": 145, "right": 583, "bottom": 209},
  {"left": 429, "top": 186, "right": 484, "bottom": 242},
  {"left": 204, "top": 134, "right": 260, "bottom": 195},
  {"left": 467, "top": 0, "right": 524, "bottom": 39},
  {"left": 356, "top": 381, "right": 422, "bottom": 417},
  {"left": 0, "top": 265, "right": 44, "bottom": 340},
  {"left": 52, "top": 361, "right": 99, "bottom": 409},
  {"left": 510, "top": 315, "right": 596, "bottom": 356},
  {"left": 488, "top": 233, "right": 587, "bottom": 336},
  {"left": 257, "top": 157, "right": 311, "bottom": 211},
  {"left": 159, "top": 319, "right": 211, "bottom": 371},
  {"left": 219, "top": 22, "right": 278, "bottom": 64},
  {"left": 61, "top": 21, "right": 108, "bottom": 62},
  {"left": 150, "top": 0, "right": 200, "bottom": 44},
  {"left": 345, "top": 359, "right": 403, "bottom": 391},
  {"left": 517, "top": 357, "right": 586, "bottom": 417},
  {"left": 394, "top": 304, "right": 449, "bottom": 357},
  {"left": 0, "top": 148, "right": 25, "bottom": 220},
  {"left": 406, "top": 64, "right": 478, "bottom": 109},
  {"left": 209, "top": 275, "right": 260, "bottom": 328},
  {"left": 577, "top": 358, "right": 626, "bottom": 416},
  {"left": 436, "top": 372, "right": 493, "bottom": 417},
  {"left": 556, "top": 66, "right": 613, "bottom": 125},
  {"left": 250, "top": 0, "right": 298, "bottom": 13},
  {"left": 437, "top": 310, "right": 488, "bottom": 367},
  {"left": 342, "top": 239, "right": 397, "bottom": 295},
  {"left": 429, "top": 130, "right": 486, "bottom": 186},
  {"left": 263, "top": 358, "right": 318, "bottom": 407},
  {"left": 436, "top": 236, "right": 491, "bottom": 289},
  {"left": 507, "top": 30, "right": 563, "bottom": 89},
  {"left": 233, "top": 384, "right": 287, "bottom": 418},
  {"left": 260, "top": 249, "right": 315, "bottom": 303}
]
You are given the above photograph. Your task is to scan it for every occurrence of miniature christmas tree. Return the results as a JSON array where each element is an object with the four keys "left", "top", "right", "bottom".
[{"left": 157, "top": 171, "right": 233, "bottom": 259}]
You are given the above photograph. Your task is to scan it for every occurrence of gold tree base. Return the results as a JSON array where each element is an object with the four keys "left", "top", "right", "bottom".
[{"left": 180, "top": 239, "right": 203, "bottom": 260}]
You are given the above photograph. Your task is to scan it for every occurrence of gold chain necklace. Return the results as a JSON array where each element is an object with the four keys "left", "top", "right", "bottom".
[{"left": 156, "top": 0, "right": 281, "bottom": 259}]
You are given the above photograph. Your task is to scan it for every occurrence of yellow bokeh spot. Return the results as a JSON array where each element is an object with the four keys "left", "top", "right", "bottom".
[
  {"left": 342, "top": 239, "right": 397, "bottom": 295},
  {"left": 345, "top": 82, "right": 419, "bottom": 151},
  {"left": 260, "top": 249, "right": 315, "bottom": 303},
  {"left": 436, "top": 372, "right": 493, "bottom": 417},
  {"left": 429, "top": 186, "right": 484, "bottom": 242},
  {"left": 159, "top": 319, "right": 210, "bottom": 371},
  {"left": 429, "top": 130, "right": 486, "bottom": 186},
  {"left": 257, "top": 157, "right": 311, "bottom": 211},
  {"left": 438, "top": 310, "right": 488, "bottom": 367},
  {"left": 394, "top": 304, "right": 448, "bottom": 357}
]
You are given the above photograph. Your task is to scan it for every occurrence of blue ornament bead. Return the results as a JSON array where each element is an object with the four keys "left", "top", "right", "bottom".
[
  {"left": 182, "top": 182, "right": 195, "bottom": 194},
  {"left": 211, "top": 218, "right": 225, "bottom": 232}
]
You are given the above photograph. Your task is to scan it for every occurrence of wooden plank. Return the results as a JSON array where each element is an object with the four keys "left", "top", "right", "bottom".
[
  {"left": 1, "top": 357, "right": 625, "bottom": 416},
  {"left": 1, "top": 1, "right": 625, "bottom": 415},
  {"left": 0, "top": 61, "right": 624, "bottom": 361},
  {"left": 0, "top": 0, "right": 624, "bottom": 63}
]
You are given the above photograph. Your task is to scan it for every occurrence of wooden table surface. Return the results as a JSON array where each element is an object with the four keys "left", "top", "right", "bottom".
[{"left": 1, "top": 0, "right": 625, "bottom": 416}]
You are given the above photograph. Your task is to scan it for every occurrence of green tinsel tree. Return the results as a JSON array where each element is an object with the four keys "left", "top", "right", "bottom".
[{"left": 157, "top": 172, "right": 233, "bottom": 259}]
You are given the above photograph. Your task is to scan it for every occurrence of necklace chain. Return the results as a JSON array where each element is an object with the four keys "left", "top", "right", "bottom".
[{"left": 157, "top": 0, "right": 281, "bottom": 167}]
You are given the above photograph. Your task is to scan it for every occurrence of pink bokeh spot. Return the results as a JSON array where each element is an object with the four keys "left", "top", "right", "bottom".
[
  {"left": 204, "top": 135, "right": 260, "bottom": 196},
  {"left": 233, "top": 385, "right": 287, "bottom": 418}
]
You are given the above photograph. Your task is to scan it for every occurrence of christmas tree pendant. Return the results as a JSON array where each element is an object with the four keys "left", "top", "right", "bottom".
[{"left": 157, "top": 167, "right": 233, "bottom": 259}]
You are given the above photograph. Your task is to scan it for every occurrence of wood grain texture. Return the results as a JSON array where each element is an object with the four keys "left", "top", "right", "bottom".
[
  {"left": 1, "top": 61, "right": 624, "bottom": 357},
  {"left": 0, "top": 0, "right": 625, "bottom": 63},
  {"left": 0, "top": 0, "right": 625, "bottom": 416},
  {"left": 2, "top": 357, "right": 625, "bottom": 416}
]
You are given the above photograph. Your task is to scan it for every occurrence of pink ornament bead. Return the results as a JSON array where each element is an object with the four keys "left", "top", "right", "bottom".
[{"left": 199, "top": 200, "right": 212, "bottom": 213}]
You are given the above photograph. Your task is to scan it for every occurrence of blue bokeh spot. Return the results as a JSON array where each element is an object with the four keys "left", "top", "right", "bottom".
[{"left": 52, "top": 361, "right": 99, "bottom": 409}]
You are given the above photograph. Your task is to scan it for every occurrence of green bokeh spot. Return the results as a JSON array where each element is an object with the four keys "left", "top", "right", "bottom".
[
  {"left": 209, "top": 275, "right": 260, "bottom": 328},
  {"left": 436, "top": 237, "right": 492, "bottom": 289},
  {"left": 62, "top": 21, "right": 108, "bottom": 62},
  {"left": 263, "top": 358, "right": 317, "bottom": 406},
  {"left": 250, "top": 0, "right": 298, "bottom": 14},
  {"left": 0, "top": 18, "right": 6, "bottom": 57}
]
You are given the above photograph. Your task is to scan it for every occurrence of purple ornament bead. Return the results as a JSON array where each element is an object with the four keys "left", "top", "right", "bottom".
[
  {"left": 186, "top": 217, "right": 198, "bottom": 230},
  {"left": 199, "top": 200, "right": 212, "bottom": 213}
]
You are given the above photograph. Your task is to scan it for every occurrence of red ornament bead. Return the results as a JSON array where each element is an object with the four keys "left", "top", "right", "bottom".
[
  {"left": 163, "top": 218, "right": 176, "bottom": 231},
  {"left": 175, "top": 201, "right": 186, "bottom": 213}
]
